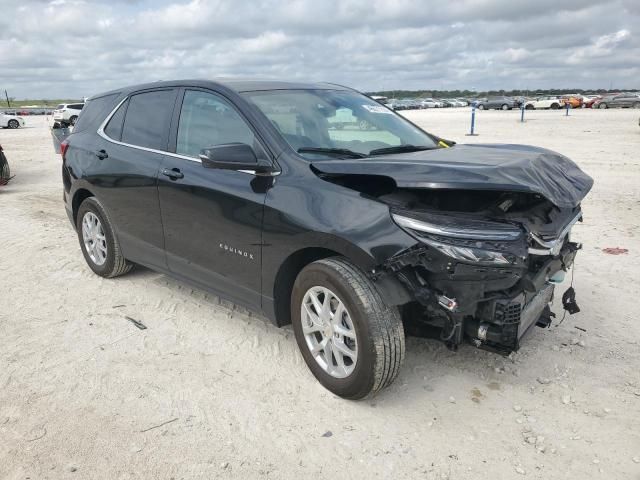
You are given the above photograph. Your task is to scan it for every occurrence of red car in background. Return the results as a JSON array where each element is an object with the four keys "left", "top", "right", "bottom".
[{"left": 582, "top": 95, "right": 603, "bottom": 108}]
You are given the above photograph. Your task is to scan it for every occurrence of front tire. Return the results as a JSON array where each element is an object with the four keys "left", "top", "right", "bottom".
[
  {"left": 8, "top": 119, "right": 19, "bottom": 129},
  {"left": 477, "top": 104, "right": 485, "bottom": 110},
  {"left": 69, "top": 115, "right": 78, "bottom": 126},
  {"left": 599, "top": 103, "right": 608, "bottom": 109},
  {"left": 76, "top": 197, "right": 132, "bottom": 278},
  {"left": 551, "top": 103, "right": 560, "bottom": 110},
  {"left": 501, "top": 104, "right": 509, "bottom": 111},
  {"left": 291, "top": 257, "right": 405, "bottom": 399}
]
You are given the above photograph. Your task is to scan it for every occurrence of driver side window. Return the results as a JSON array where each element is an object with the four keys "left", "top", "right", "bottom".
[{"left": 176, "top": 90, "right": 255, "bottom": 158}]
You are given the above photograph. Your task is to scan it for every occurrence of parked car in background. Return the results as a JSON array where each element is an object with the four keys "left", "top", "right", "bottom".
[
  {"left": 370, "top": 95, "right": 388, "bottom": 105},
  {"left": 476, "top": 96, "right": 519, "bottom": 110},
  {"left": 454, "top": 98, "right": 469, "bottom": 106},
  {"left": 53, "top": 103, "right": 84, "bottom": 126},
  {"left": 525, "top": 96, "right": 562, "bottom": 110},
  {"left": 593, "top": 93, "right": 640, "bottom": 109},
  {"left": 582, "top": 96, "right": 601, "bottom": 108},
  {"left": 442, "top": 99, "right": 464, "bottom": 107},
  {"left": 559, "top": 95, "right": 582, "bottom": 109},
  {"left": 1, "top": 111, "right": 25, "bottom": 129},
  {"left": 418, "top": 98, "right": 438, "bottom": 108},
  {"left": 580, "top": 95, "right": 599, "bottom": 108},
  {"left": 60, "top": 79, "right": 592, "bottom": 399},
  {"left": 394, "top": 99, "right": 421, "bottom": 110}
]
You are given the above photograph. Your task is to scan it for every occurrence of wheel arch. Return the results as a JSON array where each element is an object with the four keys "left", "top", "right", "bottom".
[
  {"left": 270, "top": 241, "right": 412, "bottom": 327},
  {"left": 72, "top": 188, "right": 95, "bottom": 225},
  {"left": 272, "top": 247, "right": 343, "bottom": 327}
]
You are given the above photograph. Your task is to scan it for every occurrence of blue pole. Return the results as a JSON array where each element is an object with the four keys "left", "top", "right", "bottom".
[
  {"left": 521, "top": 104, "right": 525, "bottom": 123},
  {"left": 466, "top": 104, "right": 478, "bottom": 136},
  {"left": 566, "top": 101, "right": 570, "bottom": 116}
]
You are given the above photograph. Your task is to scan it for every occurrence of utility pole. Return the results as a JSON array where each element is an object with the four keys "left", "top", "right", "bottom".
[{"left": 4, "top": 90, "right": 10, "bottom": 108}]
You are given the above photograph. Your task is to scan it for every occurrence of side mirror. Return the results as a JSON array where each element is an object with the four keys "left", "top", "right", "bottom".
[{"left": 199, "top": 143, "right": 273, "bottom": 174}]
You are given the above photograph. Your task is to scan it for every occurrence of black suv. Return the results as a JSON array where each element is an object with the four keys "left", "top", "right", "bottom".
[{"left": 61, "top": 80, "right": 592, "bottom": 399}]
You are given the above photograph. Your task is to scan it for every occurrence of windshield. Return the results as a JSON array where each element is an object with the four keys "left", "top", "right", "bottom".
[{"left": 243, "top": 89, "right": 438, "bottom": 158}]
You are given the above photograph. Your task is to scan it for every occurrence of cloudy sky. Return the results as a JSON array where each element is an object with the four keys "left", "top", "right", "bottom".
[{"left": 1, "top": 0, "right": 639, "bottom": 99}]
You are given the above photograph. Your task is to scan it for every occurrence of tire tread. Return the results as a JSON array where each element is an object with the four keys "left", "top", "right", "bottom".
[
  {"left": 314, "top": 257, "right": 405, "bottom": 397},
  {"left": 78, "top": 197, "right": 132, "bottom": 278}
]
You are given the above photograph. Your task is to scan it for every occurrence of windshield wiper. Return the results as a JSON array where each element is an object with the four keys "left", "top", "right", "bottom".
[
  {"left": 297, "top": 147, "right": 367, "bottom": 159},
  {"left": 368, "top": 144, "right": 435, "bottom": 156}
]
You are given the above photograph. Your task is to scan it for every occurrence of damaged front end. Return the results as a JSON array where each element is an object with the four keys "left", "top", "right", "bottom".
[
  {"left": 377, "top": 189, "right": 583, "bottom": 354},
  {"left": 311, "top": 143, "right": 593, "bottom": 355}
]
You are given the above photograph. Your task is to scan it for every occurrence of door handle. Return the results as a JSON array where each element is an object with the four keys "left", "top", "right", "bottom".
[
  {"left": 162, "top": 167, "right": 184, "bottom": 180},
  {"left": 95, "top": 149, "right": 108, "bottom": 160}
]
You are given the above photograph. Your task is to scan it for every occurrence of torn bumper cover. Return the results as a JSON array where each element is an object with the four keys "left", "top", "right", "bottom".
[{"left": 380, "top": 221, "right": 581, "bottom": 354}]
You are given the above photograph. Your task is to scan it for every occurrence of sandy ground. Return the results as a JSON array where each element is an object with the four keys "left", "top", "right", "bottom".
[{"left": 1, "top": 108, "right": 639, "bottom": 480}]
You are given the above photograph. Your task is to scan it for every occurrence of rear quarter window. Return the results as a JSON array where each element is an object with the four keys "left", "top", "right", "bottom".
[
  {"left": 120, "top": 90, "right": 176, "bottom": 150},
  {"left": 73, "top": 94, "right": 119, "bottom": 133}
]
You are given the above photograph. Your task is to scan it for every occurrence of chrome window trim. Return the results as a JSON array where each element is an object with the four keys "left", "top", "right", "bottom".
[{"left": 97, "top": 94, "right": 279, "bottom": 176}]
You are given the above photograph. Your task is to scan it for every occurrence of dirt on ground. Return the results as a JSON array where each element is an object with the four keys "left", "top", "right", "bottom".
[{"left": 1, "top": 109, "right": 639, "bottom": 479}]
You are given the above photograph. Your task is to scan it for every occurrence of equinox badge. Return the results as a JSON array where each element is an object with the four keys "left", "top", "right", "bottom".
[{"left": 219, "top": 243, "right": 255, "bottom": 260}]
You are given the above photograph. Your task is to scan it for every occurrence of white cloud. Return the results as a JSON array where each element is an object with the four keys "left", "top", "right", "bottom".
[{"left": 0, "top": 0, "right": 638, "bottom": 98}]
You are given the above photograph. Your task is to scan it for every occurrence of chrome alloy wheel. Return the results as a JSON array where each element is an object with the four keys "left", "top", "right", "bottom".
[
  {"left": 301, "top": 286, "right": 358, "bottom": 378},
  {"left": 82, "top": 212, "right": 107, "bottom": 266}
]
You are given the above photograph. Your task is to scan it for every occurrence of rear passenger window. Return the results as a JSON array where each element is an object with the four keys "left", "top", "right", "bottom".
[
  {"left": 176, "top": 90, "right": 255, "bottom": 158},
  {"left": 121, "top": 90, "right": 176, "bottom": 150},
  {"left": 104, "top": 99, "right": 127, "bottom": 141}
]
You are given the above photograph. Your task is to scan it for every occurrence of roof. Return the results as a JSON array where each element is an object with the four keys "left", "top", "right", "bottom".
[{"left": 90, "top": 79, "right": 350, "bottom": 100}]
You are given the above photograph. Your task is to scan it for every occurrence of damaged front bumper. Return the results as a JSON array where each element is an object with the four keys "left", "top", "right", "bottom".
[{"left": 378, "top": 227, "right": 581, "bottom": 354}]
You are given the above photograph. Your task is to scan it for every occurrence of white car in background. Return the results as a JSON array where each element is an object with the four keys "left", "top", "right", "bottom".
[
  {"left": 1, "top": 112, "right": 25, "bottom": 129},
  {"left": 524, "top": 96, "right": 562, "bottom": 110},
  {"left": 52, "top": 103, "right": 84, "bottom": 126},
  {"left": 419, "top": 98, "right": 439, "bottom": 108}
]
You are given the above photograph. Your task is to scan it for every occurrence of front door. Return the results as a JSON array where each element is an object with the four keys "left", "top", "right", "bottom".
[{"left": 158, "top": 89, "right": 270, "bottom": 309}]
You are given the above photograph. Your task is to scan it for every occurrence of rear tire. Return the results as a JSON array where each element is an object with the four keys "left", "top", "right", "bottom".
[
  {"left": 69, "top": 115, "right": 78, "bottom": 126},
  {"left": 633, "top": 102, "right": 640, "bottom": 109},
  {"left": 501, "top": 104, "right": 509, "bottom": 111},
  {"left": 8, "top": 119, "right": 19, "bottom": 129},
  {"left": 599, "top": 103, "right": 608, "bottom": 109},
  {"left": 477, "top": 104, "right": 485, "bottom": 110},
  {"left": 551, "top": 103, "right": 559, "bottom": 110},
  {"left": 76, "top": 197, "right": 132, "bottom": 278},
  {"left": 525, "top": 104, "right": 534, "bottom": 110},
  {"left": 291, "top": 257, "right": 405, "bottom": 399}
]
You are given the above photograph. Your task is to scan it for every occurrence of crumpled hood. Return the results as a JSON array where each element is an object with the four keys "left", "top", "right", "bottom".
[{"left": 311, "top": 144, "right": 593, "bottom": 208}]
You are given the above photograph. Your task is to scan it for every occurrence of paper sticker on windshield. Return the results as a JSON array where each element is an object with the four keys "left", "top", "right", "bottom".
[{"left": 362, "top": 105, "right": 393, "bottom": 114}]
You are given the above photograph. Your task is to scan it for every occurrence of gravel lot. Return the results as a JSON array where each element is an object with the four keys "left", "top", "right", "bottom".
[{"left": 1, "top": 109, "right": 639, "bottom": 479}]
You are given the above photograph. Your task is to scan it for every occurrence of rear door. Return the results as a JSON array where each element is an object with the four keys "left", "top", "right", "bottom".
[
  {"left": 157, "top": 88, "right": 271, "bottom": 309},
  {"left": 95, "top": 88, "right": 178, "bottom": 268}
]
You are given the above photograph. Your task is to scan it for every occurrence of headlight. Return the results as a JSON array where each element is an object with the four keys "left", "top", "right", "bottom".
[
  {"left": 392, "top": 212, "right": 522, "bottom": 241},
  {"left": 417, "top": 236, "right": 513, "bottom": 264},
  {"left": 392, "top": 212, "right": 523, "bottom": 265}
]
